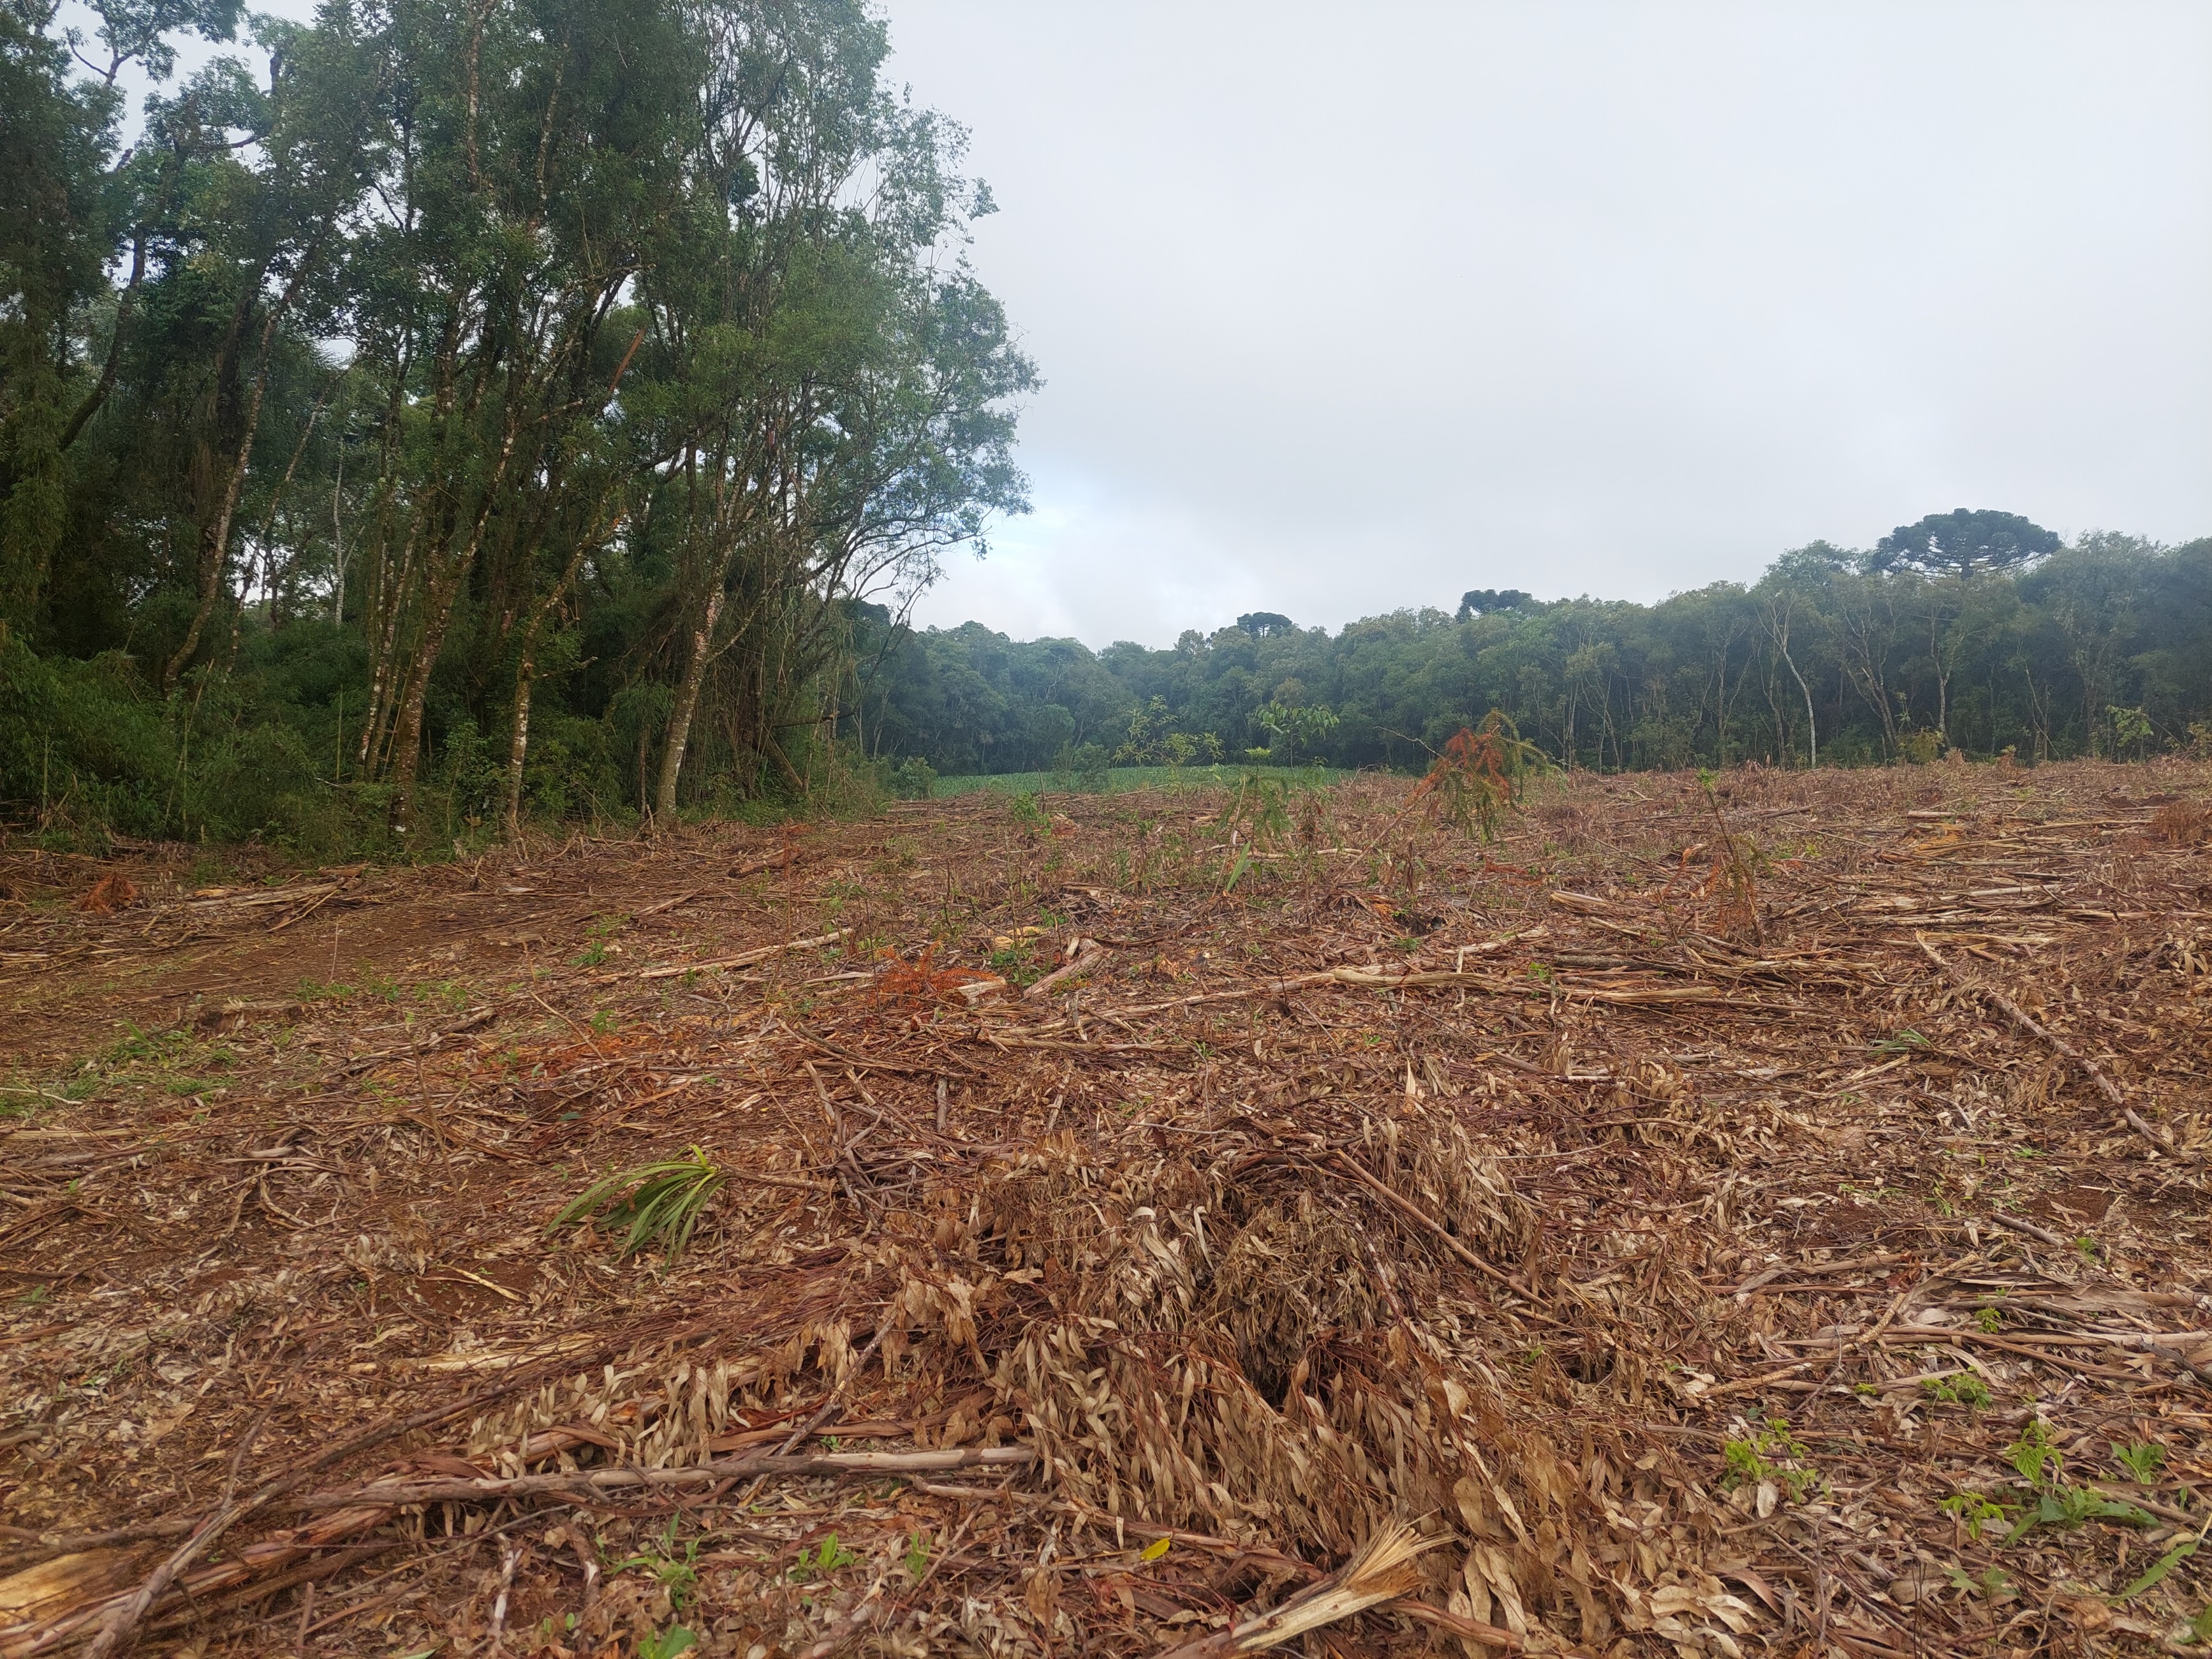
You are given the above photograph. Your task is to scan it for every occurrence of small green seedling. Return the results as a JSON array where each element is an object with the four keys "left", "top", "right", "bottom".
[
  {"left": 789, "top": 1533, "right": 857, "bottom": 1582},
  {"left": 1922, "top": 1374, "right": 1991, "bottom": 1409},
  {"left": 636, "top": 1629, "right": 697, "bottom": 1659},
  {"left": 573, "top": 914, "right": 624, "bottom": 968},
  {"left": 609, "top": 1516, "right": 701, "bottom": 1611},
  {"left": 2005, "top": 1419, "right": 2062, "bottom": 1487},
  {"left": 903, "top": 1530, "right": 931, "bottom": 1579},
  {"left": 1720, "top": 1418, "right": 1819, "bottom": 1503},
  {"left": 2114, "top": 1441, "right": 2169, "bottom": 1484},
  {"left": 1945, "top": 1565, "right": 2015, "bottom": 1604},
  {"left": 1939, "top": 1493, "right": 2010, "bottom": 1542}
]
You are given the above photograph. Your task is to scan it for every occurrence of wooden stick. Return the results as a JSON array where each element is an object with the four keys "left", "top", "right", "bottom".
[
  {"left": 1984, "top": 1210, "right": 2072, "bottom": 1250},
  {"left": 292, "top": 1445, "right": 1035, "bottom": 1510},
  {"left": 1023, "top": 946, "right": 1108, "bottom": 1001},
  {"left": 635, "top": 928, "right": 850, "bottom": 980},
  {"left": 1324, "top": 1153, "right": 1517, "bottom": 1288}
]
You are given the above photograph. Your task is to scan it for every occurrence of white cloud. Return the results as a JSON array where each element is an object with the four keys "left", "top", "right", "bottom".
[{"left": 890, "top": 0, "right": 2212, "bottom": 645}]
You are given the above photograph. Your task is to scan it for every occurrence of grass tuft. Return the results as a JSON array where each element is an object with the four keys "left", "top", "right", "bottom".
[{"left": 550, "top": 1146, "right": 727, "bottom": 1260}]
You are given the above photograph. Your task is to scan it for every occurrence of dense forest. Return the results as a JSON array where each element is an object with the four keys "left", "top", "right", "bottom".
[
  {"left": 2, "top": 0, "right": 2206, "bottom": 855},
  {"left": 864, "top": 515, "right": 2212, "bottom": 781},
  {"left": 0, "top": 0, "right": 1030, "bottom": 849}
]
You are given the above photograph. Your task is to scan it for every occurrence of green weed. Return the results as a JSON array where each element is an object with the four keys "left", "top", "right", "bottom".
[
  {"left": 1922, "top": 1374, "right": 1991, "bottom": 1408},
  {"left": 2114, "top": 1441, "right": 2169, "bottom": 1483},
  {"left": 788, "top": 1532, "right": 857, "bottom": 1583},
  {"left": 1938, "top": 1493, "right": 2010, "bottom": 1542},
  {"left": 550, "top": 1148, "right": 726, "bottom": 1260},
  {"left": 2005, "top": 1419, "right": 2061, "bottom": 1486},
  {"left": 573, "top": 914, "right": 625, "bottom": 968},
  {"left": 1720, "top": 1418, "right": 1819, "bottom": 1502},
  {"left": 610, "top": 1516, "right": 700, "bottom": 1610},
  {"left": 2117, "top": 1536, "right": 2199, "bottom": 1601}
]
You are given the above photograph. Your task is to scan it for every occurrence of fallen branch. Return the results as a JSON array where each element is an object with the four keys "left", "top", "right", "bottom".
[
  {"left": 635, "top": 928, "right": 850, "bottom": 980},
  {"left": 1023, "top": 945, "right": 1109, "bottom": 1000},
  {"left": 293, "top": 1445, "right": 1035, "bottom": 1510},
  {"left": 1324, "top": 1153, "right": 1517, "bottom": 1288},
  {"left": 1917, "top": 934, "right": 2179, "bottom": 1159},
  {"left": 1984, "top": 1210, "right": 2073, "bottom": 1251},
  {"left": 6, "top": 1346, "right": 630, "bottom": 1656}
]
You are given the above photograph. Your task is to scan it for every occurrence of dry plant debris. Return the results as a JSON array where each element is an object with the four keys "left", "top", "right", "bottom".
[{"left": 2, "top": 758, "right": 2211, "bottom": 1657}]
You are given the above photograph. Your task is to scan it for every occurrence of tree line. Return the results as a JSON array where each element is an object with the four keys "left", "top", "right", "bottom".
[
  {"left": 859, "top": 510, "right": 2211, "bottom": 779},
  {"left": 1, "top": 0, "right": 1029, "bottom": 849}
]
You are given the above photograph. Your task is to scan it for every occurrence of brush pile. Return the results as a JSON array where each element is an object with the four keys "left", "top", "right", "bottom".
[{"left": 3, "top": 758, "right": 2210, "bottom": 1656}]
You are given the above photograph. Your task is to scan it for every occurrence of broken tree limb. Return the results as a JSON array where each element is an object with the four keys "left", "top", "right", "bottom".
[
  {"left": 1915, "top": 933, "right": 2179, "bottom": 1158},
  {"left": 292, "top": 1445, "right": 1035, "bottom": 1511},
  {"left": 1984, "top": 1209, "right": 2074, "bottom": 1251},
  {"left": 1323, "top": 1153, "right": 1518, "bottom": 1289},
  {"left": 1023, "top": 945, "right": 1109, "bottom": 1000},
  {"left": 634, "top": 928, "right": 850, "bottom": 980}
]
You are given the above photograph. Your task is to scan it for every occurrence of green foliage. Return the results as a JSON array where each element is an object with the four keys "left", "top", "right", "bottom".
[
  {"left": 1720, "top": 1417, "right": 1818, "bottom": 1502},
  {"left": 2117, "top": 1536, "right": 2197, "bottom": 1600},
  {"left": 1945, "top": 1563, "right": 2015, "bottom": 1604},
  {"left": 2114, "top": 1441, "right": 2169, "bottom": 1483},
  {"left": 1049, "top": 742, "right": 1110, "bottom": 791},
  {"left": 610, "top": 1516, "right": 702, "bottom": 1611},
  {"left": 550, "top": 1147, "right": 726, "bottom": 1260},
  {"left": 573, "top": 915, "right": 624, "bottom": 969},
  {"left": 1254, "top": 698, "right": 1339, "bottom": 766},
  {"left": 1921, "top": 1373, "right": 1991, "bottom": 1408},
  {"left": 888, "top": 755, "right": 936, "bottom": 799},
  {"left": 2005, "top": 1418, "right": 2063, "bottom": 1486},
  {"left": 1110, "top": 696, "right": 1223, "bottom": 768},
  {"left": 1998, "top": 1482, "right": 2151, "bottom": 1545},
  {"left": 864, "top": 533, "right": 2212, "bottom": 782},
  {"left": 788, "top": 1532, "right": 857, "bottom": 1582},
  {"left": 1938, "top": 1493, "right": 2010, "bottom": 1542}
]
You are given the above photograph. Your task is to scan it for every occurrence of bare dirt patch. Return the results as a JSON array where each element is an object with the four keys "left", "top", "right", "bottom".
[{"left": 3, "top": 760, "right": 2211, "bottom": 1656}]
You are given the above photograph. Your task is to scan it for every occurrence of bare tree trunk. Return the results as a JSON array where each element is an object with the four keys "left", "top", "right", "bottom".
[
  {"left": 503, "top": 651, "right": 533, "bottom": 843},
  {"left": 384, "top": 570, "right": 463, "bottom": 844},
  {"left": 653, "top": 585, "right": 723, "bottom": 822},
  {"left": 1769, "top": 610, "right": 1817, "bottom": 768}
]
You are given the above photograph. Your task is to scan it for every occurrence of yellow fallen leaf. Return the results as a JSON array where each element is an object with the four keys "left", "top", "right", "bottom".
[{"left": 1140, "top": 1537, "right": 1171, "bottom": 1563}]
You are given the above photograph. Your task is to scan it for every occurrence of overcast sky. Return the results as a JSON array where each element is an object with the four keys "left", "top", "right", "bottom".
[{"left": 880, "top": 1, "right": 2212, "bottom": 647}]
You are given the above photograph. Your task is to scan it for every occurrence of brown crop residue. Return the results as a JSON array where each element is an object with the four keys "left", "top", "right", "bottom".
[{"left": 2, "top": 758, "right": 2211, "bottom": 1655}]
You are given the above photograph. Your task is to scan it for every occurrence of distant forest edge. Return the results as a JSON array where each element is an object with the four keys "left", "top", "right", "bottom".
[{"left": 873, "top": 511, "right": 2211, "bottom": 784}]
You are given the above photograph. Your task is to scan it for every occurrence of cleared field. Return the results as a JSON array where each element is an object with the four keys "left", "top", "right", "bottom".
[
  {"left": 2, "top": 760, "right": 2209, "bottom": 1656},
  {"left": 929, "top": 763, "right": 1346, "bottom": 798}
]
